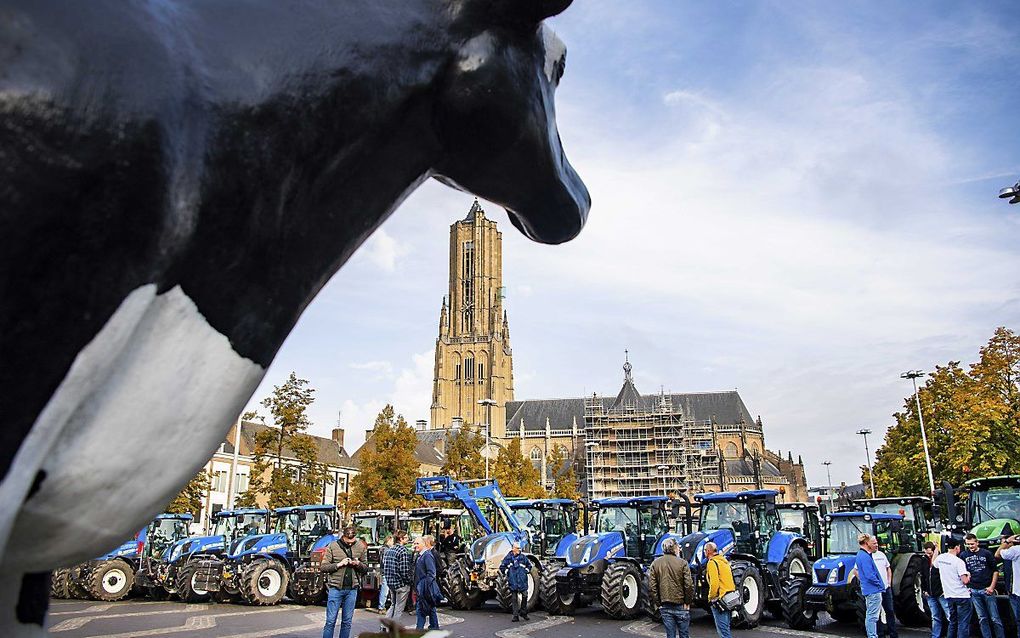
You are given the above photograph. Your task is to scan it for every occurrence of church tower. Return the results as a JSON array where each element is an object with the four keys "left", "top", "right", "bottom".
[{"left": 430, "top": 200, "right": 514, "bottom": 437}]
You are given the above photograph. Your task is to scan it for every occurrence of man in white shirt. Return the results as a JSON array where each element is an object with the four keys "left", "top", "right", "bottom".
[
  {"left": 934, "top": 538, "right": 972, "bottom": 638},
  {"left": 871, "top": 537, "right": 897, "bottom": 638},
  {"left": 995, "top": 533, "right": 1020, "bottom": 638}
]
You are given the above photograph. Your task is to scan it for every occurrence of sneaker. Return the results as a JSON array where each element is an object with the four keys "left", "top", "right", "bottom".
[
  {"left": 511, "top": 616, "right": 519, "bottom": 622},
  {"left": 521, "top": 614, "right": 529, "bottom": 620}
]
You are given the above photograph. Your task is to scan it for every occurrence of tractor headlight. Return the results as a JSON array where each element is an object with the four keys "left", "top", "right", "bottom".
[
  {"left": 828, "top": 569, "right": 839, "bottom": 584},
  {"left": 484, "top": 538, "right": 512, "bottom": 569}
]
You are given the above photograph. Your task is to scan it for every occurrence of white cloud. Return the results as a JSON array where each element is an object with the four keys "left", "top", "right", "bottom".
[
  {"left": 360, "top": 228, "right": 408, "bottom": 272},
  {"left": 348, "top": 360, "right": 394, "bottom": 378}
]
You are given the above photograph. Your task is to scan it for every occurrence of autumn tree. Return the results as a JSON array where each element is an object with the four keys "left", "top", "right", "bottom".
[
  {"left": 870, "top": 327, "right": 1020, "bottom": 495},
  {"left": 441, "top": 425, "right": 486, "bottom": 480},
  {"left": 235, "top": 372, "right": 327, "bottom": 508},
  {"left": 167, "top": 468, "right": 211, "bottom": 516},
  {"left": 547, "top": 445, "right": 581, "bottom": 500},
  {"left": 348, "top": 405, "right": 421, "bottom": 510},
  {"left": 492, "top": 438, "right": 544, "bottom": 498}
]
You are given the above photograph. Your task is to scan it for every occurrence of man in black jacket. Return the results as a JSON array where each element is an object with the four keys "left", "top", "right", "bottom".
[{"left": 923, "top": 541, "right": 948, "bottom": 638}]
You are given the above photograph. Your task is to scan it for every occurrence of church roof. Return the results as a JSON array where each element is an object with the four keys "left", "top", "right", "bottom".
[
  {"left": 463, "top": 199, "right": 486, "bottom": 222},
  {"left": 237, "top": 421, "right": 354, "bottom": 468},
  {"left": 725, "top": 456, "right": 783, "bottom": 478}
]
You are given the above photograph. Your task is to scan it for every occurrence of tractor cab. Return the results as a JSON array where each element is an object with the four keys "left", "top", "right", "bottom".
[
  {"left": 212, "top": 508, "right": 273, "bottom": 551},
  {"left": 951, "top": 476, "right": 1020, "bottom": 548},
  {"left": 696, "top": 490, "right": 783, "bottom": 559},
  {"left": 275, "top": 505, "right": 337, "bottom": 560},
  {"left": 510, "top": 499, "right": 581, "bottom": 559},
  {"left": 133, "top": 513, "right": 193, "bottom": 594},
  {"left": 406, "top": 507, "right": 472, "bottom": 545},
  {"left": 851, "top": 496, "right": 932, "bottom": 548},
  {"left": 352, "top": 509, "right": 396, "bottom": 547},
  {"left": 776, "top": 502, "right": 823, "bottom": 560},
  {"left": 591, "top": 496, "right": 673, "bottom": 564}
]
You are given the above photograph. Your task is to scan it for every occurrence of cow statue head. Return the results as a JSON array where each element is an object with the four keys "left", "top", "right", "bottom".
[{"left": 0, "top": 0, "right": 588, "bottom": 633}]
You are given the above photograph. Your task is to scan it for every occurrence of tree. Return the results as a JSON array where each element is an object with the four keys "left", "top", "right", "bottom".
[
  {"left": 870, "top": 327, "right": 1020, "bottom": 495},
  {"left": 547, "top": 445, "right": 581, "bottom": 500},
  {"left": 235, "top": 372, "right": 326, "bottom": 508},
  {"left": 492, "top": 438, "right": 544, "bottom": 498},
  {"left": 441, "top": 425, "right": 486, "bottom": 480},
  {"left": 348, "top": 405, "right": 421, "bottom": 510},
  {"left": 167, "top": 468, "right": 211, "bottom": 517}
]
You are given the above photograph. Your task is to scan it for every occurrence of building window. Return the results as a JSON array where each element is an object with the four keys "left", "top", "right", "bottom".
[
  {"left": 530, "top": 447, "right": 542, "bottom": 462},
  {"left": 212, "top": 470, "right": 227, "bottom": 492},
  {"left": 725, "top": 442, "right": 738, "bottom": 458},
  {"left": 462, "top": 241, "right": 474, "bottom": 329},
  {"left": 236, "top": 472, "right": 249, "bottom": 493},
  {"left": 455, "top": 363, "right": 461, "bottom": 380},
  {"left": 478, "top": 362, "right": 484, "bottom": 379},
  {"left": 465, "top": 357, "right": 474, "bottom": 380}
]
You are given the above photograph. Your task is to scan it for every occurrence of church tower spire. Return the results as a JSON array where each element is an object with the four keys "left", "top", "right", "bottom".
[{"left": 430, "top": 200, "right": 514, "bottom": 437}]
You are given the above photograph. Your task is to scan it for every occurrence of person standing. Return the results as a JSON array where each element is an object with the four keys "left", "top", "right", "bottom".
[
  {"left": 414, "top": 535, "right": 441, "bottom": 631},
  {"left": 855, "top": 533, "right": 887, "bottom": 638},
  {"left": 934, "top": 538, "right": 972, "bottom": 638},
  {"left": 648, "top": 538, "right": 695, "bottom": 638},
  {"left": 922, "top": 541, "right": 949, "bottom": 638},
  {"left": 382, "top": 530, "right": 413, "bottom": 628},
  {"left": 872, "top": 537, "right": 898, "bottom": 638},
  {"left": 499, "top": 542, "right": 532, "bottom": 622},
  {"left": 963, "top": 533, "right": 1005, "bottom": 638},
  {"left": 377, "top": 534, "right": 395, "bottom": 613},
  {"left": 995, "top": 533, "right": 1020, "bottom": 638},
  {"left": 704, "top": 541, "right": 735, "bottom": 638},
  {"left": 320, "top": 524, "right": 368, "bottom": 638}
]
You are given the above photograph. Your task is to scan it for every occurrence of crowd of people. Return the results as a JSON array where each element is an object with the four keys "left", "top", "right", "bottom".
[{"left": 646, "top": 538, "right": 736, "bottom": 638}]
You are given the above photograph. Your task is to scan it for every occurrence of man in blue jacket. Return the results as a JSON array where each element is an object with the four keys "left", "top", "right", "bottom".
[
  {"left": 499, "top": 542, "right": 531, "bottom": 622},
  {"left": 855, "top": 533, "right": 887, "bottom": 638}
]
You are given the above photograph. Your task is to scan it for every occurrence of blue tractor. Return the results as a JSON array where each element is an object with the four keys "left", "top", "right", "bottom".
[
  {"left": 52, "top": 526, "right": 147, "bottom": 601},
  {"left": 545, "top": 495, "right": 689, "bottom": 618},
  {"left": 155, "top": 508, "right": 271, "bottom": 602},
  {"left": 415, "top": 476, "right": 541, "bottom": 613},
  {"left": 508, "top": 499, "right": 585, "bottom": 614},
  {"left": 194, "top": 504, "right": 338, "bottom": 605},
  {"left": 680, "top": 490, "right": 814, "bottom": 629}
]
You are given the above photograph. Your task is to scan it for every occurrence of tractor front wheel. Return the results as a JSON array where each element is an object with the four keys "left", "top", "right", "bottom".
[
  {"left": 729, "top": 560, "right": 765, "bottom": 629},
  {"left": 88, "top": 560, "right": 135, "bottom": 601},
  {"left": 780, "top": 577, "right": 817, "bottom": 629},
  {"left": 443, "top": 558, "right": 484, "bottom": 610},
  {"left": 894, "top": 555, "right": 929, "bottom": 627},
  {"left": 175, "top": 561, "right": 211, "bottom": 604},
  {"left": 239, "top": 559, "right": 289, "bottom": 606},
  {"left": 600, "top": 561, "right": 645, "bottom": 619},
  {"left": 495, "top": 560, "right": 540, "bottom": 613},
  {"left": 540, "top": 562, "right": 578, "bottom": 616},
  {"left": 51, "top": 568, "right": 72, "bottom": 599}
]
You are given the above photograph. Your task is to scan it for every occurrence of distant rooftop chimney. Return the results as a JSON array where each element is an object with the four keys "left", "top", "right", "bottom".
[
  {"left": 415, "top": 419, "right": 427, "bottom": 431},
  {"left": 451, "top": 416, "right": 464, "bottom": 430},
  {"left": 331, "top": 427, "right": 345, "bottom": 449}
]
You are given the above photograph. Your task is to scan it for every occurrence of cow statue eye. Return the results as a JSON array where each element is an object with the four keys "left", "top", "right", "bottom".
[{"left": 541, "top": 26, "right": 567, "bottom": 86}]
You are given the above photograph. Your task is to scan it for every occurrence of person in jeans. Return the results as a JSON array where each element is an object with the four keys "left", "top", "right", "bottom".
[
  {"left": 995, "top": 533, "right": 1020, "bottom": 638},
  {"left": 499, "top": 542, "right": 532, "bottom": 622},
  {"left": 414, "top": 535, "right": 441, "bottom": 631},
  {"left": 963, "top": 533, "right": 1005, "bottom": 638},
  {"left": 376, "top": 534, "right": 394, "bottom": 613},
  {"left": 855, "top": 533, "right": 887, "bottom": 638},
  {"left": 319, "top": 525, "right": 368, "bottom": 638},
  {"left": 648, "top": 538, "right": 695, "bottom": 638},
  {"left": 872, "top": 536, "right": 898, "bottom": 638},
  {"left": 922, "top": 541, "right": 949, "bottom": 638},
  {"left": 935, "top": 538, "right": 972, "bottom": 638},
  {"left": 704, "top": 541, "right": 735, "bottom": 638},
  {"left": 381, "top": 530, "right": 413, "bottom": 628}
]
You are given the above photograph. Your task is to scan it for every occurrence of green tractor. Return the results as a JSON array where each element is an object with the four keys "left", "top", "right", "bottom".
[{"left": 944, "top": 476, "right": 1020, "bottom": 552}]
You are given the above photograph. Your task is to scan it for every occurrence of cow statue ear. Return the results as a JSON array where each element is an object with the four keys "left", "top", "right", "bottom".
[{"left": 480, "top": 0, "right": 573, "bottom": 28}]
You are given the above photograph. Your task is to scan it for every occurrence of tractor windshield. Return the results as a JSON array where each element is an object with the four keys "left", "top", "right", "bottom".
[
  {"left": 701, "top": 502, "right": 750, "bottom": 534},
  {"left": 235, "top": 513, "right": 268, "bottom": 539},
  {"left": 827, "top": 518, "right": 868, "bottom": 554},
  {"left": 148, "top": 518, "right": 189, "bottom": 556},
  {"left": 513, "top": 507, "right": 541, "bottom": 532},
  {"left": 779, "top": 509, "right": 805, "bottom": 533},
  {"left": 354, "top": 516, "right": 379, "bottom": 546},
  {"left": 969, "top": 487, "right": 1020, "bottom": 525},
  {"left": 865, "top": 503, "right": 921, "bottom": 537},
  {"left": 405, "top": 518, "right": 427, "bottom": 542}
]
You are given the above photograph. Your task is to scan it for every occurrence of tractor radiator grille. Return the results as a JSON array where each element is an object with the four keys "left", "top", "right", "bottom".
[{"left": 814, "top": 567, "right": 831, "bottom": 583}]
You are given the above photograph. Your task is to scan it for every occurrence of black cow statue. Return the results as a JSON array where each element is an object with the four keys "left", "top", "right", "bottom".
[{"left": 0, "top": 0, "right": 589, "bottom": 632}]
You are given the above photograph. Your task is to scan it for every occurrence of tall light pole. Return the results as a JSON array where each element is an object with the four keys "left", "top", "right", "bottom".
[
  {"left": 478, "top": 398, "right": 496, "bottom": 481},
  {"left": 822, "top": 461, "right": 834, "bottom": 509},
  {"left": 901, "top": 370, "right": 936, "bottom": 497},
  {"left": 856, "top": 429, "right": 876, "bottom": 498}
]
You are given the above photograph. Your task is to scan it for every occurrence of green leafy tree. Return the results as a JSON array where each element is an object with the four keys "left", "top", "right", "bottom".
[
  {"left": 167, "top": 468, "right": 211, "bottom": 516},
  {"left": 349, "top": 405, "right": 421, "bottom": 510},
  {"left": 870, "top": 327, "right": 1020, "bottom": 495},
  {"left": 441, "top": 425, "right": 486, "bottom": 480},
  {"left": 547, "top": 445, "right": 581, "bottom": 500},
  {"left": 235, "top": 372, "right": 326, "bottom": 508},
  {"left": 493, "top": 438, "right": 544, "bottom": 498}
]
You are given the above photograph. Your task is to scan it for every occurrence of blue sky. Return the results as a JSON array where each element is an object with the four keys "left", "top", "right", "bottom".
[{"left": 244, "top": 1, "right": 1020, "bottom": 488}]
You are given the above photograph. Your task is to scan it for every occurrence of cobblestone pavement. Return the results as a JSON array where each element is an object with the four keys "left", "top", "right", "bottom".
[{"left": 47, "top": 598, "right": 930, "bottom": 638}]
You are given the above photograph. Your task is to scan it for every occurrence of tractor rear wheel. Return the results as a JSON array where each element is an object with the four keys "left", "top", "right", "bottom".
[
  {"left": 443, "top": 558, "right": 484, "bottom": 610},
  {"left": 780, "top": 546, "right": 812, "bottom": 580},
  {"left": 175, "top": 561, "right": 211, "bottom": 604},
  {"left": 780, "top": 577, "right": 817, "bottom": 629},
  {"left": 51, "top": 568, "right": 71, "bottom": 599},
  {"left": 894, "top": 555, "right": 929, "bottom": 627},
  {"left": 239, "top": 559, "right": 289, "bottom": 606},
  {"left": 495, "top": 561, "right": 540, "bottom": 613},
  {"left": 289, "top": 581, "right": 325, "bottom": 605},
  {"left": 88, "top": 560, "right": 135, "bottom": 601},
  {"left": 729, "top": 560, "right": 765, "bottom": 629},
  {"left": 540, "top": 561, "right": 578, "bottom": 616},
  {"left": 600, "top": 561, "right": 645, "bottom": 619}
]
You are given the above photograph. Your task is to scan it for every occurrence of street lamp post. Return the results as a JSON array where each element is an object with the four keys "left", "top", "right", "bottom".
[
  {"left": 901, "top": 370, "right": 936, "bottom": 497},
  {"left": 857, "top": 429, "right": 876, "bottom": 498},
  {"left": 478, "top": 398, "right": 496, "bottom": 481},
  {"left": 822, "top": 461, "right": 834, "bottom": 510}
]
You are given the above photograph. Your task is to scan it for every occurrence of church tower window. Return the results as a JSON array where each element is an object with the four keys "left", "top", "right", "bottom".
[{"left": 461, "top": 241, "right": 474, "bottom": 330}]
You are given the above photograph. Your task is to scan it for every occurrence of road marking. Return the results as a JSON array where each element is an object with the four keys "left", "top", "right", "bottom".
[
  {"left": 49, "top": 603, "right": 116, "bottom": 615},
  {"left": 49, "top": 605, "right": 215, "bottom": 630},
  {"left": 495, "top": 613, "right": 573, "bottom": 637},
  {"left": 622, "top": 619, "right": 660, "bottom": 637},
  {"left": 437, "top": 611, "right": 465, "bottom": 625},
  {"left": 217, "top": 612, "right": 323, "bottom": 638},
  {"left": 757, "top": 625, "right": 837, "bottom": 637},
  {"left": 76, "top": 606, "right": 306, "bottom": 638}
]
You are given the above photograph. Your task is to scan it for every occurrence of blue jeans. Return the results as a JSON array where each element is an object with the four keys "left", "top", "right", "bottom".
[
  {"left": 880, "top": 587, "right": 899, "bottom": 638},
  {"left": 865, "top": 592, "right": 884, "bottom": 638},
  {"left": 1009, "top": 594, "right": 1020, "bottom": 638},
  {"left": 947, "top": 597, "right": 973, "bottom": 638},
  {"left": 710, "top": 605, "right": 732, "bottom": 638},
  {"left": 416, "top": 598, "right": 439, "bottom": 630},
  {"left": 927, "top": 595, "right": 949, "bottom": 638},
  {"left": 660, "top": 606, "right": 690, "bottom": 638},
  {"left": 972, "top": 589, "right": 1006, "bottom": 638},
  {"left": 378, "top": 579, "right": 389, "bottom": 610},
  {"left": 323, "top": 588, "right": 358, "bottom": 638}
]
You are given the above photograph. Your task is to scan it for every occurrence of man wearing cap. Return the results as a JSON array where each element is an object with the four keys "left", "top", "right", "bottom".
[
  {"left": 320, "top": 524, "right": 368, "bottom": 638},
  {"left": 499, "top": 541, "right": 532, "bottom": 621}
]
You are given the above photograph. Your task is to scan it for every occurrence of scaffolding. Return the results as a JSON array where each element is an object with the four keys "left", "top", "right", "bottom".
[{"left": 584, "top": 393, "right": 721, "bottom": 500}]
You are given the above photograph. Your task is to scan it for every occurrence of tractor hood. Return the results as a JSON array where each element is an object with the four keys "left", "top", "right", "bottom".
[
  {"left": 97, "top": 538, "right": 140, "bottom": 561},
  {"left": 563, "top": 531, "right": 625, "bottom": 568},
  {"left": 167, "top": 534, "right": 226, "bottom": 564},
  {"left": 226, "top": 532, "right": 288, "bottom": 559},
  {"left": 973, "top": 518, "right": 1019, "bottom": 545},
  {"left": 679, "top": 529, "right": 735, "bottom": 569},
  {"left": 470, "top": 531, "right": 530, "bottom": 570},
  {"left": 811, "top": 555, "right": 854, "bottom": 587}
]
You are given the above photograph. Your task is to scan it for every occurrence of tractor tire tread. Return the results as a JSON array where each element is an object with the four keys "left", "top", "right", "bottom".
[
  {"left": 780, "top": 576, "right": 817, "bottom": 629},
  {"left": 729, "top": 560, "right": 765, "bottom": 629},
  {"left": 540, "top": 561, "right": 576, "bottom": 616},
  {"left": 88, "top": 560, "right": 135, "bottom": 602},
  {"left": 600, "top": 562, "right": 645, "bottom": 620},
  {"left": 239, "top": 559, "right": 289, "bottom": 606},
  {"left": 176, "top": 561, "right": 211, "bottom": 604}
]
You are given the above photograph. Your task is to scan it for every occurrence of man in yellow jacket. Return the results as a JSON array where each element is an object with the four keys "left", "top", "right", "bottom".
[{"left": 705, "top": 542, "right": 736, "bottom": 638}]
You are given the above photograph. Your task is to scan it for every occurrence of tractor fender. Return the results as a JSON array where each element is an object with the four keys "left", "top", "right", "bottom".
[
  {"left": 890, "top": 552, "right": 923, "bottom": 591},
  {"left": 554, "top": 532, "right": 580, "bottom": 558},
  {"left": 766, "top": 530, "right": 803, "bottom": 565},
  {"left": 606, "top": 555, "right": 643, "bottom": 569}
]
